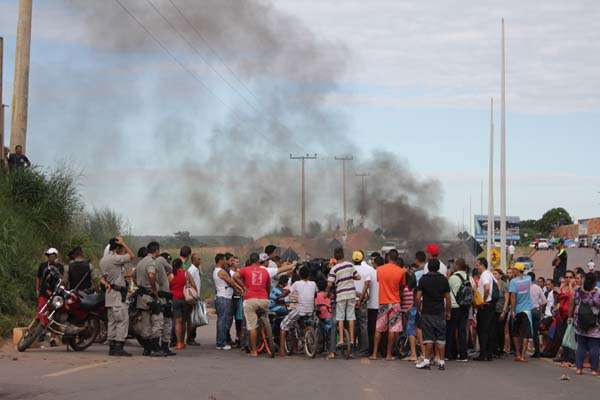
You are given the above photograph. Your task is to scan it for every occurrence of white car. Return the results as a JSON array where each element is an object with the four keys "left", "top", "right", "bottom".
[{"left": 537, "top": 239, "right": 550, "bottom": 250}]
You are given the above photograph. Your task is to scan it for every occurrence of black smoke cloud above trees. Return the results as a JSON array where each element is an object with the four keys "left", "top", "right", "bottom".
[{"left": 52, "top": 0, "right": 447, "bottom": 239}]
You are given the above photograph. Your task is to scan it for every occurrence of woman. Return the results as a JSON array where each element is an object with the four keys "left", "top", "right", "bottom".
[
  {"left": 170, "top": 258, "right": 197, "bottom": 350},
  {"left": 493, "top": 268, "right": 509, "bottom": 356},
  {"left": 570, "top": 272, "right": 600, "bottom": 375}
]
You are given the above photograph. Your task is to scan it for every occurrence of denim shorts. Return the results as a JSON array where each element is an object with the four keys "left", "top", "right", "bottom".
[{"left": 406, "top": 307, "right": 417, "bottom": 337}]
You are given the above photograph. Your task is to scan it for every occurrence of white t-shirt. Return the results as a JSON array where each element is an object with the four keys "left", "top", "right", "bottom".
[
  {"left": 545, "top": 291, "right": 555, "bottom": 317},
  {"left": 188, "top": 264, "right": 201, "bottom": 295},
  {"left": 354, "top": 262, "right": 373, "bottom": 296},
  {"left": 478, "top": 269, "right": 495, "bottom": 303},
  {"left": 263, "top": 260, "right": 280, "bottom": 287},
  {"left": 213, "top": 267, "right": 233, "bottom": 299},
  {"left": 423, "top": 260, "right": 448, "bottom": 277},
  {"left": 367, "top": 263, "right": 379, "bottom": 310},
  {"left": 290, "top": 279, "right": 317, "bottom": 314}
]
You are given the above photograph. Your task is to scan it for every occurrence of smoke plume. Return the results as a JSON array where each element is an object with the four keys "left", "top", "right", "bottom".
[{"left": 28, "top": 0, "right": 448, "bottom": 239}]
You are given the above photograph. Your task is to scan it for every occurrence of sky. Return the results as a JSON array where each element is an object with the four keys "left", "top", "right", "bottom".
[{"left": 1, "top": 0, "right": 599, "bottom": 235}]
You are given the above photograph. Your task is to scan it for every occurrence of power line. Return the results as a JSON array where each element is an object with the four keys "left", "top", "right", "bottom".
[{"left": 114, "top": 0, "right": 300, "bottom": 152}]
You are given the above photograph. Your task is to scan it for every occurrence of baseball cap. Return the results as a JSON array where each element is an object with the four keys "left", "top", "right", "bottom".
[
  {"left": 352, "top": 251, "right": 364, "bottom": 263},
  {"left": 259, "top": 253, "right": 269, "bottom": 263},
  {"left": 45, "top": 248, "right": 59, "bottom": 256},
  {"left": 513, "top": 262, "right": 525, "bottom": 271},
  {"left": 425, "top": 243, "right": 440, "bottom": 257}
]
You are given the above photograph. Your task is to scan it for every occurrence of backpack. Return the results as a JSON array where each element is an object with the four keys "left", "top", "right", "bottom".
[
  {"left": 491, "top": 280, "right": 501, "bottom": 302},
  {"left": 577, "top": 297, "right": 599, "bottom": 332},
  {"left": 454, "top": 273, "right": 473, "bottom": 307}
]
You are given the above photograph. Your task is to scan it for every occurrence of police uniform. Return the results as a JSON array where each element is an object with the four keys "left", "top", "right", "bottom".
[
  {"left": 99, "top": 252, "right": 131, "bottom": 356},
  {"left": 156, "top": 256, "right": 176, "bottom": 355},
  {"left": 135, "top": 254, "right": 166, "bottom": 356}
]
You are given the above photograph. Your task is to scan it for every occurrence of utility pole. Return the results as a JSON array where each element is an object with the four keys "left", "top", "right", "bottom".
[
  {"left": 335, "top": 155, "right": 353, "bottom": 232},
  {"left": 487, "top": 97, "right": 495, "bottom": 266},
  {"left": 290, "top": 153, "right": 317, "bottom": 237},
  {"left": 355, "top": 173, "right": 369, "bottom": 224},
  {"left": 500, "top": 18, "right": 508, "bottom": 269},
  {"left": 10, "top": 0, "right": 33, "bottom": 152},
  {"left": 0, "top": 37, "right": 4, "bottom": 167}
]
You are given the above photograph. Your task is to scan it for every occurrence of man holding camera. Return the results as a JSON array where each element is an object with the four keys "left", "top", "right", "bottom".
[{"left": 100, "top": 237, "right": 134, "bottom": 357}]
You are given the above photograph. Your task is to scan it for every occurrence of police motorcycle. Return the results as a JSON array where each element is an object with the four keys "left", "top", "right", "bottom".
[{"left": 17, "top": 270, "right": 104, "bottom": 352}]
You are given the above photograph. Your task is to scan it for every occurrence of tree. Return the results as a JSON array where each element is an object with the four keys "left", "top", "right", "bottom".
[
  {"left": 538, "top": 208, "right": 573, "bottom": 236},
  {"left": 307, "top": 221, "right": 322, "bottom": 238}
]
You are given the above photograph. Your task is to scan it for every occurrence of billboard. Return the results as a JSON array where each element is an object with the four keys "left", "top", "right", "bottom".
[{"left": 474, "top": 215, "right": 520, "bottom": 242}]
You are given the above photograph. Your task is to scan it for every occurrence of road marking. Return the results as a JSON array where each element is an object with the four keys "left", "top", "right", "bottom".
[{"left": 43, "top": 361, "right": 115, "bottom": 377}]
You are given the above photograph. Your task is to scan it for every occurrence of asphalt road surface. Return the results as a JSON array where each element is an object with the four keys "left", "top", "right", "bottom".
[
  {"left": 531, "top": 248, "right": 597, "bottom": 279},
  {"left": 1, "top": 322, "right": 598, "bottom": 400}
]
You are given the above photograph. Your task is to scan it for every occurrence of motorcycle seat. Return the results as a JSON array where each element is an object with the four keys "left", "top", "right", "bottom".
[{"left": 80, "top": 292, "right": 104, "bottom": 310}]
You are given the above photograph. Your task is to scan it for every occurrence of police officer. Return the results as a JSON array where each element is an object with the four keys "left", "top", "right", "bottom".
[
  {"left": 100, "top": 236, "right": 134, "bottom": 357},
  {"left": 135, "top": 241, "right": 167, "bottom": 357},
  {"left": 156, "top": 253, "right": 176, "bottom": 356}
]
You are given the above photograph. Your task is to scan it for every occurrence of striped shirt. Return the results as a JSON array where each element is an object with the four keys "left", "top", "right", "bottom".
[
  {"left": 328, "top": 261, "right": 358, "bottom": 301},
  {"left": 401, "top": 286, "right": 414, "bottom": 312}
]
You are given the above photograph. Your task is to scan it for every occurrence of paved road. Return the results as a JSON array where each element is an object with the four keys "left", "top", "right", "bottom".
[
  {"left": 1, "top": 324, "right": 598, "bottom": 400},
  {"left": 531, "top": 248, "right": 597, "bottom": 280}
]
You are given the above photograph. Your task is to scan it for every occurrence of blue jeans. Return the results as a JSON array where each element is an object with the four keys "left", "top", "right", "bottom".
[
  {"left": 576, "top": 334, "right": 600, "bottom": 371},
  {"left": 215, "top": 297, "right": 233, "bottom": 347}
]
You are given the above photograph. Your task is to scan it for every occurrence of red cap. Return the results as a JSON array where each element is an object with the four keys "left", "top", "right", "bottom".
[{"left": 426, "top": 243, "right": 440, "bottom": 257}]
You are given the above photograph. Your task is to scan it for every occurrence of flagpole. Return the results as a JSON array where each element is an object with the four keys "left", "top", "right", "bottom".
[
  {"left": 487, "top": 97, "right": 494, "bottom": 265},
  {"left": 500, "top": 18, "right": 508, "bottom": 269}
]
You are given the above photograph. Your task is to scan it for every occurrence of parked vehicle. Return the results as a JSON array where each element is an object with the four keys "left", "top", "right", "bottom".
[
  {"left": 17, "top": 273, "right": 103, "bottom": 352},
  {"left": 515, "top": 256, "right": 534, "bottom": 273},
  {"left": 536, "top": 239, "right": 550, "bottom": 250}
]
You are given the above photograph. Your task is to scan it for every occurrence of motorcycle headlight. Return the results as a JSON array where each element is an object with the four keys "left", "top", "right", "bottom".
[{"left": 52, "top": 295, "right": 65, "bottom": 309}]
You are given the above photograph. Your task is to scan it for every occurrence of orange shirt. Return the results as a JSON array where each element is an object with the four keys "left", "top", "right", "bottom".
[{"left": 377, "top": 263, "right": 406, "bottom": 305}]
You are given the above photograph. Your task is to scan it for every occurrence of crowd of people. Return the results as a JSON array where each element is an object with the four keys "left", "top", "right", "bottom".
[{"left": 33, "top": 237, "right": 600, "bottom": 376}]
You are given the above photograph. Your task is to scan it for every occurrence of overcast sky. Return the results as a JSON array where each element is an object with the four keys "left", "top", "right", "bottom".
[{"left": 1, "top": 0, "right": 599, "bottom": 234}]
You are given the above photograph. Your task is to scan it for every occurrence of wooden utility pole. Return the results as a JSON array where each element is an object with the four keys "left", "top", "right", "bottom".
[
  {"left": 0, "top": 37, "right": 4, "bottom": 167},
  {"left": 335, "top": 155, "right": 353, "bottom": 232},
  {"left": 290, "top": 153, "right": 317, "bottom": 236},
  {"left": 355, "top": 173, "right": 369, "bottom": 223},
  {"left": 10, "top": 0, "right": 33, "bottom": 152}
]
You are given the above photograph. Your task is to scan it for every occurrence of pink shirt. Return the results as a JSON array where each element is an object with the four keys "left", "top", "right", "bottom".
[{"left": 315, "top": 291, "right": 332, "bottom": 319}]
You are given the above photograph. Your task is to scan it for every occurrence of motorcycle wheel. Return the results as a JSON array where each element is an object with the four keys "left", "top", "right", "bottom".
[
  {"left": 69, "top": 317, "right": 99, "bottom": 351},
  {"left": 17, "top": 320, "right": 44, "bottom": 352}
]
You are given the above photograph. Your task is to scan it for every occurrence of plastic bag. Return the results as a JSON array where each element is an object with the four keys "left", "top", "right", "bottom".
[
  {"left": 561, "top": 322, "right": 577, "bottom": 351},
  {"left": 191, "top": 300, "right": 209, "bottom": 327}
]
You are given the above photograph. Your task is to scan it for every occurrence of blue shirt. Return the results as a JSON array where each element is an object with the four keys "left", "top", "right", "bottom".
[
  {"left": 508, "top": 275, "right": 533, "bottom": 314},
  {"left": 269, "top": 287, "right": 287, "bottom": 315}
]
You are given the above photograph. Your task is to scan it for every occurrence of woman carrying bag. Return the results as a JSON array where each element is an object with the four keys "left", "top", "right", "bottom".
[
  {"left": 170, "top": 258, "right": 197, "bottom": 350},
  {"left": 569, "top": 272, "right": 600, "bottom": 376}
]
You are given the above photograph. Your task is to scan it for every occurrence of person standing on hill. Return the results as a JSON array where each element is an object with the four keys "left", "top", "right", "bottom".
[
  {"left": 8, "top": 145, "right": 31, "bottom": 171},
  {"left": 553, "top": 240, "right": 568, "bottom": 285}
]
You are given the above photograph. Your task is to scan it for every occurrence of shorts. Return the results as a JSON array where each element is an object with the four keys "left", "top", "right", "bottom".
[
  {"left": 172, "top": 299, "right": 187, "bottom": 318},
  {"left": 406, "top": 307, "right": 417, "bottom": 337},
  {"left": 335, "top": 298, "right": 356, "bottom": 321},
  {"left": 510, "top": 312, "right": 532, "bottom": 339},
  {"left": 280, "top": 308, "right": 310, "bottom": 331},
  {"left": 376, "top": 303, "right": 403, "bottom": 333},
  {"left": 420, "top": 313, "right": 446, "bottom": 344},
  {"left": 243, "top": 298, "right": 270, "bottom": 330}
]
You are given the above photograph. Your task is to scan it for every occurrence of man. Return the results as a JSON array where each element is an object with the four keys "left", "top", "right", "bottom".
[
  {"left": 370, "top": 249, "right": 405, "bottom": 361},
  {"left": 446, "top": 258, "right": 469, "bottom": 362},
  {"left": 411, "top": 250, "right": 428, "bottom": 360},
  {"left": 155, "top": 253, "right": 176, "bottom": 356},
  {"left": 66, "top": 246, "right": 93, "bottom": 292},
  {"left": 279, "top": 266, "right": 317, "bottom": 357},
  {"left": 423, "top": 243, "right": 448, "bottom": 277},
  {"left": 187, "top": 253, "right": 202, "bottom": 345},
  {"left": 135, "top": 241, "right": 166, "bottom": 357},
  {"left": 214, "top": 253, "right": 241, "bottom": 350},
  {"left": 415, "top": 259, "right": 451, "bottom": 370},
  {"left": 100, "top": 237, "right": 134, "bottom": 357},
  {"left": 509, "top": 263, "right": 534, "bottom": 362},
  {"left": 180, "top": 246, "right": 192, "bottom": 269},
  {"left": 366, "top": 252, "right": 380, "bottom": 355},
  {"left": 327, "top": 247, "right": 359, "bottom": 352},
  {"left": 553, "top": 240, "right": 568, "bottom": 284},
  {"left": 352, "top": 251, "right": 372, "bottom": 356},
  {"left": 474, "top": 257, "right": 496, "bottom": 361},
  {"left": 508, "top": 242, "right": 516, "bottom": 264},
  {"left": 263, "top": 245, "right": 294, "bottom": 287},
  {"left": 228, "top": 255, "right": 245, "bottom": 346},
  {"left": 36, "top": 248, "right": 64, "bottom": 326},
  {"left": 8, "top": 145, "right": 31, "bottom": 171},
  {"left": 234, "top": 252, "right": 271, "bottom": 357},
  {"left": 527, "top": 271, "right": 546, "bottom": 358}
]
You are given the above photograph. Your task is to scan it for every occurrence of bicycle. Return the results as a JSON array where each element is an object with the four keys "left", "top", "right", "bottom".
[{"left": 240, "top": 308, "right": 276, "bottom": 357}]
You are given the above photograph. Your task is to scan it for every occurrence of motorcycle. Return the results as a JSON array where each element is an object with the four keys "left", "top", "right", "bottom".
[{"left": 17, "top": 277, "right": 104, "bottom": 352}]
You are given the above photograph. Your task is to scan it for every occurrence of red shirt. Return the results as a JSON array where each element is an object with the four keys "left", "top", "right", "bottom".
[
  {"left": 377, "top": 263, "right": 406, "bottom": 305},
  {"left": 239, "top": 264, "right": 270, "bottom": 300},
  {"left": 170, "top": 269, "right": 187, "bottom": 300}
]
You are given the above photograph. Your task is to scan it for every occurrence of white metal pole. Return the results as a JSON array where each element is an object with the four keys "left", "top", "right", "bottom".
[
  {"left": 487, "top": 97, "right": 494, "bottom": 265},
  {"left": 500, "top": 18, "right": 508, "bottom": 269}
]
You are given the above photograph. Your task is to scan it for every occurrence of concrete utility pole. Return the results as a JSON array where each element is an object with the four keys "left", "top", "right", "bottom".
[
  {"left": 487, "top": 97, "right": 494, "bottom": 266},
  {"left": 10, "top": 0, "right": 33, "bottom": 152},
  {"left": 355, "top": 173, "right": 369, "bottom": 224},
  {"left": 0, "top": 37, "right": 4, "bottom": 167},
  {"left": 500, "top": 18, "right": 508, "bottom": 269},
  {"left": 290, "top": 153, "right": 317, "bottom": 237},
  {"left": 335, "top": 155, "right": 353, "bottom": 232}
]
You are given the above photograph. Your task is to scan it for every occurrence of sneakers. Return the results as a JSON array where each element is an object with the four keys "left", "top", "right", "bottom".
[
  {"left": 456, "top": 357, "right": 468, "bottom": 362},
  {"left": 415, "top": 358, "right": 431, "bottom": 369},
  {"left": 216, "top": 345, "right": 232, "bottom": 350},
  {"left": 438, "top": 361, "right": 446, "bottom": 370}
]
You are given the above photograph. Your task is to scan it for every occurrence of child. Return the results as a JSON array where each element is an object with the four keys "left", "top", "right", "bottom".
[
  {"left": 316, "top": 279, "right": 332, "bottom": 334},
  {"left": 269, "top": 274, "right": 290, "bottom": 317}
]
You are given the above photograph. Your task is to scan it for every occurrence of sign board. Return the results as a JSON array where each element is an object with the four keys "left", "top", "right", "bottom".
[
  {"left": 490, "top": 247, "right": 501, "bottom": 267},
  {"left": 474, "top": 215, "right": 520, "bottom": 242}
]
